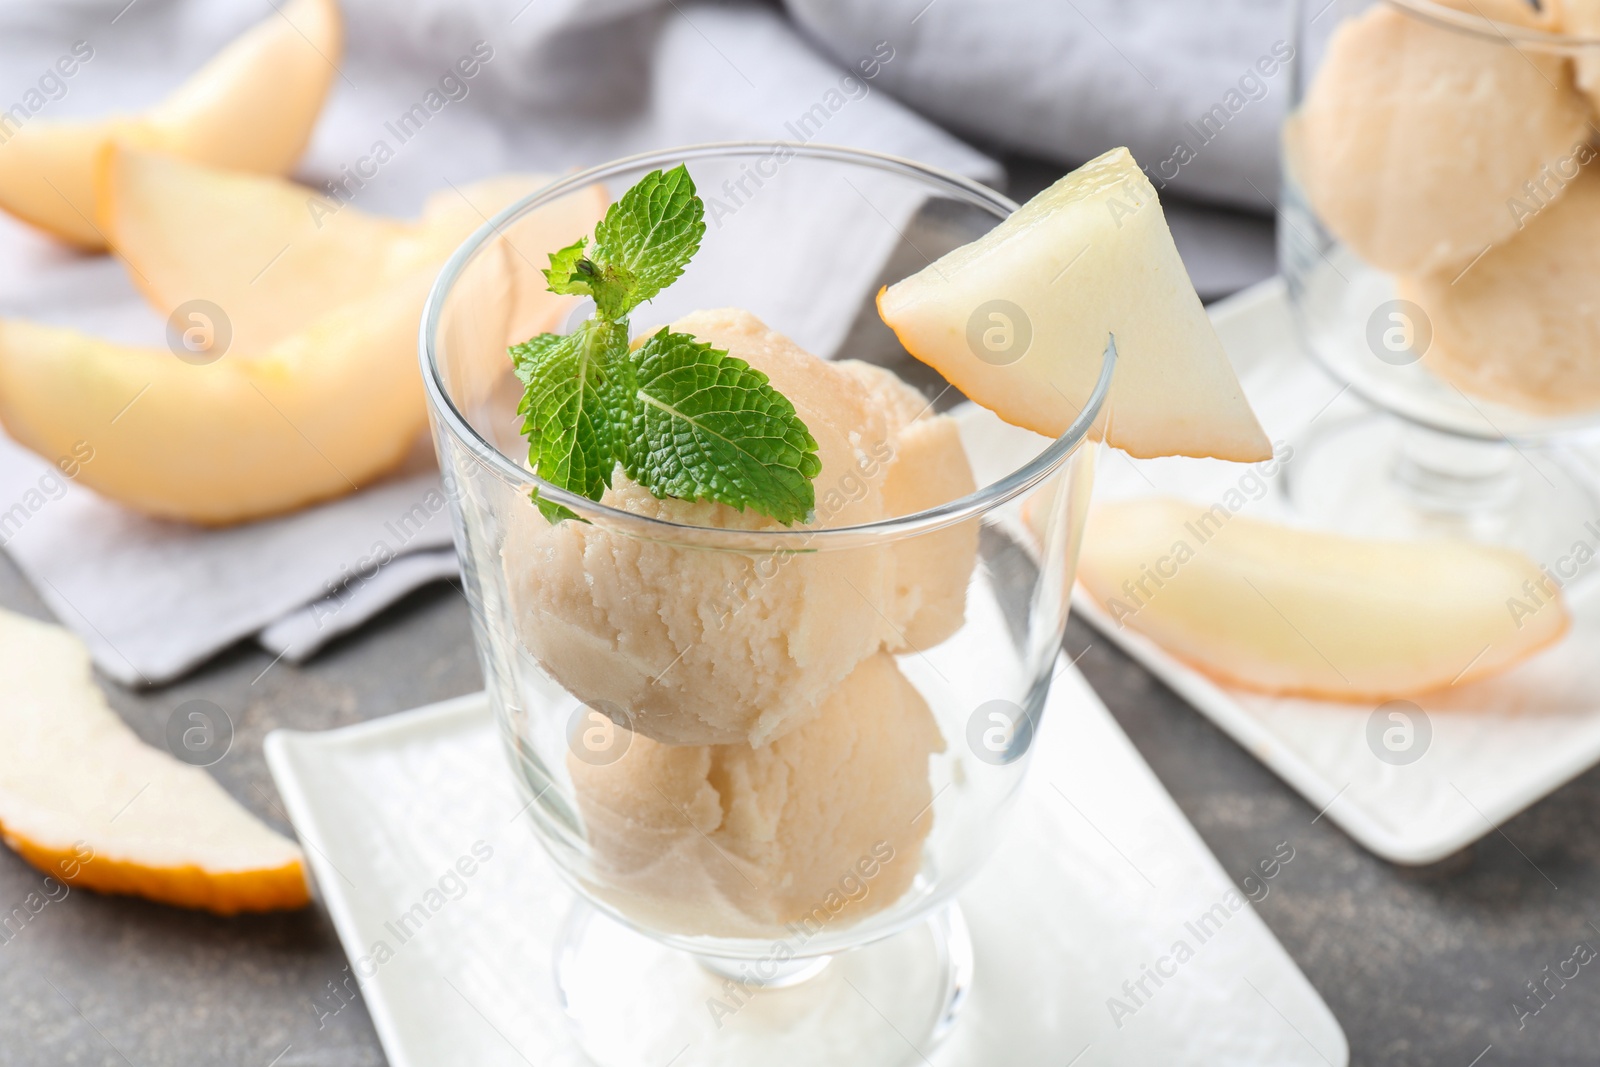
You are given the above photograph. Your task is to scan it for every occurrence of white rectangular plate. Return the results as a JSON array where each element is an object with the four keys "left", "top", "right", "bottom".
[
  {"left": 265, "top": 665, "right": 1346, "bottom": 1067},
  {"left": 1066, "top": 278, "right": 1600, "bottom": 866}
]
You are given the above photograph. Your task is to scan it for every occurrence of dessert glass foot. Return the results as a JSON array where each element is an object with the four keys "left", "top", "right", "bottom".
[
  {"left": 555, "top": 900, "right": 972, "bottom": 1067},
  {"left": 1285, "top": 410, "right": 1600, "bottom": 579}
]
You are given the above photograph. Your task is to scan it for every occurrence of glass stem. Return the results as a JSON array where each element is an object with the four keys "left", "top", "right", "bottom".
[
  {"left": 1390, "top": 423, "right": 1519, "bottom": 517},
  {"left": 696, "top": 952, "right": 833, "bottom": 991}
]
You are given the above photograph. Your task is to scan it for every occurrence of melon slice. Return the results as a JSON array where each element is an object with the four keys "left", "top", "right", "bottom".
[
  {"left": 425, "top": 176, "right": 615, "bottom": 363},
  {"left": 100, "top": 147, "right": 606, "bottom": 351},
  {"left": 0, "top": 270, "right": 435, "bottom": 525},
  {"left": 0, "top": 0, "right": 340, "bottom": 250},
  {"left": 1289, "top": 0, "right": 1587, "bottom": 276},
  {"left": 1077, "top": 497, "right": 1570, "bottom": 700},
  {"left": 140, "top": 0, "right": 341, "bottom": 175},
  {"left": 0, "top": 608, "right": 307, "bottom": 914},
  {"left": 100, "top": 146, "right": 409, "bottom": 349},
  {"left": 1400, "top": 163, "right": 1600, "bottom": 414},
  {"left": 876, "top": 148, "right": 1270, "bottom": 463}
]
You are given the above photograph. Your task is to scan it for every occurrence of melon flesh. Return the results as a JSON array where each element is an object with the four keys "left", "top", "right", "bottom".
[
  {"left": 0, "top": 160, "right": 604, "bottom": 524},
  {"left": 1290, "top": 0, "right": 1587, "bottom": 276},
  {"left": 1401, "top": 164, "right": 1600, "bottom": 414},
  {"left": 0, "top": 0, "right": 340, "bottom": 250},
  {"left": 0, "top": 270, "right": 436, "bottom": 525},
  {"left": 1078, "top": 497, "right": 1570, "bottom": 700},
  {"left": 141, "top": 0, "right": 342, "bottom": 175},
  {"left": 0, "top": 608, "right": 307, "bottom": 914},
  {"left": 101, "top": 146, "right": 411, "bottom": 350},
  {"left": 100, "top": 147, "right": 605, "bottom": 351},
  {"left": 876, "top": 148, "right": 1270, "bottom": 463}
]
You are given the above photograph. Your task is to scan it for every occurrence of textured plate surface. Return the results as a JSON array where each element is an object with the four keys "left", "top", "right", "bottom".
[
  {"left": 265, "top": 665, "right": 1346, "bottom": 1066},
  {"left": 1059, "top": 279, "right": 1600, "bottom": 866}
]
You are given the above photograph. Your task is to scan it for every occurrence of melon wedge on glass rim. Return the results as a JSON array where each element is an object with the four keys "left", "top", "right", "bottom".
[{"left": 877, "top": 148, "right": 1270, "bottom": 462}]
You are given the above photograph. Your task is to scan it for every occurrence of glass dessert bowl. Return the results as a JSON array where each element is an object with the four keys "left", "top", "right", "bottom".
[
  {"left": 421, "top": 144, "right": 1109, "bottom": 1067},
  {"left": 1281, "top": 0, "right": 1600, "bottom": 572}
]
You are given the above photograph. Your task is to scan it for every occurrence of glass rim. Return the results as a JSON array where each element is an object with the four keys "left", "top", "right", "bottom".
[
  {"left": 1380, "top": 0, "right": 1600, "bottom": 49},
  {"left": 419, "top": 140, "right": 1113, "bottom": 550}
]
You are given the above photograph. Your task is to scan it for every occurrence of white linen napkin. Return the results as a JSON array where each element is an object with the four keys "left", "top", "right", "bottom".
[
  {"left": 0, "top": 433, "right": 456, "bottom": 685},
  {"left": 0, "top": 0, "right": 996, "bottom": 685},
  {"left": 257, "top": 548, "right": 464, "bottom": 665}
]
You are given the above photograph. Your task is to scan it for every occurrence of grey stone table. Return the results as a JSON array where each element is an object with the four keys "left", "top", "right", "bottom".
[{"left": 3, "top": 549, "right": 1598, "bottom": 1067}]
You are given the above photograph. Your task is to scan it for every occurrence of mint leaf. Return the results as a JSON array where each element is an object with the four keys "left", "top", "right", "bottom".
[
  {"left": 510, "top": 319, "right": 635, "bottom": 521},
  {"left": 542, "top": 236, "right": 593, "bottom": 297},
  {"left": 586, "top": 164, "right": 705, "bottom": 320},
  {"left": 510, "top": 164, "right": 821, "bottom": 525},
  {"left": 623, "top": 328, "right": 821, "bottom": 525}
]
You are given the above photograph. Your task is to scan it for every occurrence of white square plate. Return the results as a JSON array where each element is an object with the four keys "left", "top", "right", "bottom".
[
  {"left": 1063, "top": 279, "right": 1600, "bottom": 866},
  {"left": 265, "top": 664, "right": 1346, "bottom": 1067}
]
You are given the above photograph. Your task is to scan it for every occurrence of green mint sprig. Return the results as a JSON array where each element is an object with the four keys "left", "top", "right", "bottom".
[{"left": 510, "top": 165, "right": 821, "bottom": 525}]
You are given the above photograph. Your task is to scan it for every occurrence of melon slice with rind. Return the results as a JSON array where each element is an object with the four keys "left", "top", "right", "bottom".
[
  {"left": 1075, "top": 497, "right": 1570, "bottom": 701},
  {"left": 100, "top": 146, "right": 607, "bottom": 352},
  {"left": 0, "top": 608, "right": 308, "bottom": 914},
  {"left": 876, "top": 148, "right": 1270, "bottom": 463},
  {"left": 100, "top": 145, "right": 410, "bottom": 350},
  {"left": 0, "top": 0, "right": 340, "bottom": 250},
  {"left": 0, "top": 270, "right": 435, "bottom": 525}
]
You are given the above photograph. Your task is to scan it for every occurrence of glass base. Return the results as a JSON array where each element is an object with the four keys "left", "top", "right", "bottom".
[
  {"left": 554, "top": 901, "right": 973, "bottom": 1067},
  {"left": 1286, "top": 411, "right": 1600, "bottom": 577}
]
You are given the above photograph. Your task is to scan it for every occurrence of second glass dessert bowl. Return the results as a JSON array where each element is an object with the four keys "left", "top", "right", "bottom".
[
  {"left": 422, "top": 143, "right": 1108, "bottom": 1067},
  {"left": 1281, "top": 0, "right": 1600, "bottom": 572}
]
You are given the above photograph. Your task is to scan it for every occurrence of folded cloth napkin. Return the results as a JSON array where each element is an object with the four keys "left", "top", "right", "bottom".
[
  {"left": 257, "top": 548, "right": 464, "bottom": 665},
  {"left": 0, "top": 433, "right": 457, "bottom": 686},
  {"left": 784, "top": 0, "right": 1292, "bottom": 212},
  {"left": 0, "top": 0, "right": 996, "bottom": 685}
]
